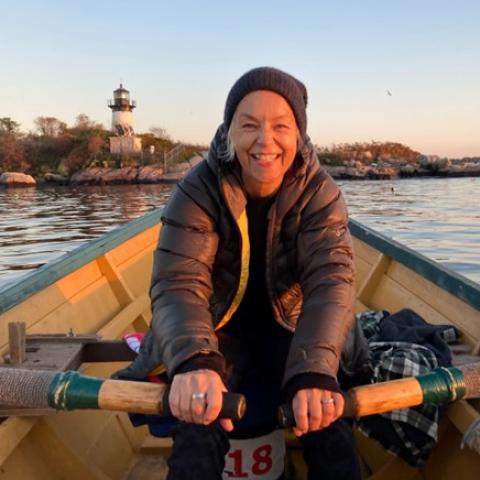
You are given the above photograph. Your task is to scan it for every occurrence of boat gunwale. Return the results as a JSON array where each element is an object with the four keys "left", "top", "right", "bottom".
[
  {"left": 349, "top": 219, "right": 480, "bottom": 312},
  {"left": 0, "top": 212, "right": 478, "bottom": 316}
]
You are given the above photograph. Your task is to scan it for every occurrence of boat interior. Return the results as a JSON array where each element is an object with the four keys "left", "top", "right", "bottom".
[{"left": 0, "top": 212, "right": 479, "bottom": 479}]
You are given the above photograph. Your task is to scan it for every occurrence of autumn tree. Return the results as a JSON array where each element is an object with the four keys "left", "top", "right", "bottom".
[
  {"left": 150, "top": 126, "right": 171, "bottom": 141},
  {"left": 72, "top": 114, "right": 104, "bottom": 133},
  {"left": 0, "top": 118, "right": 28, "bottom": 172},
  {"left": 0, "top": 117, "right": 21, "bottom": 134},
  {"left": 34, "top": 116, "right": 67, "bottom": 137}
]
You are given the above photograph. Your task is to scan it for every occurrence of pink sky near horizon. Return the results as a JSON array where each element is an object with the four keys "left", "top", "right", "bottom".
[{"left": 1, "top": 1, "right": 479, "bottom": 158}]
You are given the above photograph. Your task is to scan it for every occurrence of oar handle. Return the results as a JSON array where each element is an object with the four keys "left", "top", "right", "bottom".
[
  {"left": 97, "top": 378, "right": 246, "bottom": 420},
  {"left": 277, "top": 376, "right": 425, "bottom": 427},
  {"left": 161, "top": 388, "right": 246, "bottom": 421},
  {"left": 278, "top": 364, "right": 480, "bottom": 428}
]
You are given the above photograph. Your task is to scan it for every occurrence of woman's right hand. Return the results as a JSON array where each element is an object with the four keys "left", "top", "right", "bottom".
[{"left": 169, "top": 369, "right": 234, "bottom": 431}]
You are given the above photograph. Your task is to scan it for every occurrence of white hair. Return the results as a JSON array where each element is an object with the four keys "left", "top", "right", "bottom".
[{"left": 226, "top": 119, "right": 236, "bottom": 162}]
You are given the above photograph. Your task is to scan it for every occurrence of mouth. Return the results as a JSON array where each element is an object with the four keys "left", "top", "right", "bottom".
[{"left": 250, "top": 153, "right": 282, "bottom": 165}]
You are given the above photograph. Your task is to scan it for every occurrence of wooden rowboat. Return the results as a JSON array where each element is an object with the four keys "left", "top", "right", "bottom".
[{"left": 0, "top": 209, "right": 479, "bottom": 479}]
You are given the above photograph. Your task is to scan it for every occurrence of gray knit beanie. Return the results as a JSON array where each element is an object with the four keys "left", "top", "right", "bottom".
[{"left": 224, "top": 66, "right": 308, "bottom": 139}]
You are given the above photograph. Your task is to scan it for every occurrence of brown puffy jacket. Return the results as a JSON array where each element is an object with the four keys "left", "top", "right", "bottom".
[{"left": 125, "top": 125, "right": 355, "bottom": 387}]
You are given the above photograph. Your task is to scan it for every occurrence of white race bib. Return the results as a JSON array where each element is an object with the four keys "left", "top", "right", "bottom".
[{"left": 223, "top": 430, "right": 285, "bottom": 480}]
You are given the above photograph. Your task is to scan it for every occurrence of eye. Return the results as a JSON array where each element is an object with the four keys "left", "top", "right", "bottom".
[
  {"left": 275, "top": 123, "right": 291, "bottom": 130},
  {"left": 241, "top": 122, "right": 257, "bottom": 130}
]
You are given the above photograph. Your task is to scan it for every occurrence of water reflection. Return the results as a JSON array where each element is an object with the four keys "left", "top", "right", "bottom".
[
  {"left": 0, "top": 184, "right": 173, "bottom": 288},
  {"left": 0, "top": 177, "right": 479, "bottom": 289},
  {"left": 339, "top": 177, "right": 480, "bottom": 283}
]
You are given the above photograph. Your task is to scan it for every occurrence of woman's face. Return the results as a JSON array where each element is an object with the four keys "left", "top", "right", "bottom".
[{"left": 230, "top": 90, "right": 299, "bottom": 198}]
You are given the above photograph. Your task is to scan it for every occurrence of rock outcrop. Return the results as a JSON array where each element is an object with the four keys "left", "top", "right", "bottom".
[
  {"left": 0, "top": 172, "right": 36, "bottom": 187},
  {"left": 137, "top": 164, "right": 165, "bottom": 183},
  {"left": 44, "top": 173, "right": 69, "bottom": 185}
]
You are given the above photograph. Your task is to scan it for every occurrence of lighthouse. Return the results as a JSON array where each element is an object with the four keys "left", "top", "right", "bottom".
[{"left": 108, "top": 84, "right": 142, "bottom": 155}]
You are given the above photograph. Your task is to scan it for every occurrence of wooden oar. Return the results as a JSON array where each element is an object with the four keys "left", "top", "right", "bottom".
[
  {"left": 0, "top": 368, "right": 246, "bottom": 420},
  {"left": 1, "top": 363, "right": 479, "bottom": 441},
  {"left": 277, "top": 363, "right": 480, "bottom": 426}
]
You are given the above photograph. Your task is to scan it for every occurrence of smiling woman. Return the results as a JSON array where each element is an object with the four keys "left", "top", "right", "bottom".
[{"left": 119, "top": 66, "right": 358, "bottom": 480}]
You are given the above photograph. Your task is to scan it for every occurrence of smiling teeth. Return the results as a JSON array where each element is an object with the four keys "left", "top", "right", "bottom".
[{"left": 251, "top": 154, "right": 280, "bottom": 160}]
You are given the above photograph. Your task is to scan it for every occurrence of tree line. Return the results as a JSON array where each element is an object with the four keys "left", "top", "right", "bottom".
[
  {"left": 316, "top": 141, "right": 420, "bottom": 165},
  {"left": 0, "top": 116, "right": 200, "bottom": 176}
]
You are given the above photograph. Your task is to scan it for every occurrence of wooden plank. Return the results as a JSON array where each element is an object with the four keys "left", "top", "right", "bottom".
[
  {"left": 24, "top": 280, "right": 121, "bottom": 338},
  {"left": 0, "top": 433, "right": 58, "bottom": 479},
  {"left": 125, "top": 455, "right": 168, "bottom": 480},
  {"left": 116, "top": 412, "right": 149, "bottom": 451},
  {"left": 0, "top": 265, "right": 114, "bottom": 354},
  {"left": 42, "top": 409, "right": 115, "bottom": 457},
  {"left": 97, "top": 253, "right": 150, "bottom": 330},
  {"left": 354, "top": 429, "right": 394, "bottom": 473},
  {"left": 97, "top": 253, "right": 133, "bottom": 307},
  {"left": 424, "top": 421, "right": 480, "bottom": 480},
  {"left": 107, "top": 225, "right": 159, "bottom": 268},
  {"left": 120, "top": 254, "right": 156, "bottom": 300},
  {"left": 387, "top": 262, "right": 480, "bottom": 343},
  {"left": 0, "top": 407, "right": 54, "bottom": 417},
  {"left": 352, "top": 237, "right": 380, "bottom": 265},
  {"left": 354, "top": 429, "right": 421, "bottom": 479},
  {"left": 368, "top": 275, "right": 480, "bottom": 344},
  {"left": 368, "top": 456, "right": 421, "bottom": 480},
  {"left": 358, "top": 254, "right": 391, "bottom": 305},
  {"left": 3, "top": 339, "right": 84, "bottom": 372},
  {"left": 0, "top": 261, "right": 103, "bottom": 330},
  {"left": 139, "top": 436, "right": 173, "bottom": 455},
  {"left": 0, "top": 416, "right": 37, "bottom": 465},
  {"left": 86, "top": 413, "right": 137, "bottom": 479},
  {"left": 354, "top": 255, "right": 372, "bottom": 289},
  {"left": 447, "top": 400, "right": 480, "bottom": 435},
  {"left": 55, "top": 261, "right": 104, "bottom": 302},
  {"left": 30, "top": 420, "right": 111, "bottom": 480},
  {"left": 97, "top": 293, "right": 150, "bottom": 340}
]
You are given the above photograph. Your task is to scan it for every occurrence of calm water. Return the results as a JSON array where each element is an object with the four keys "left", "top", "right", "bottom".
[{"left": 0, "top": 177, "right": 479, "bottom": 291}]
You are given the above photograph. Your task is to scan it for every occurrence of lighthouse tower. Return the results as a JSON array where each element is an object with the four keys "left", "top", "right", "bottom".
[{"left": 108, "top": 83, "right": 142, "bottom": 155}]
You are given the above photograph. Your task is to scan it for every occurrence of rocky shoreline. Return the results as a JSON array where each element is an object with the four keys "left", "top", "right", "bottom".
[
  {"left": 1, "top": 154, "right": 480, "bottom": 187},
  {"left": 324, "top": 156, "right": 480, "bottom": 180}
]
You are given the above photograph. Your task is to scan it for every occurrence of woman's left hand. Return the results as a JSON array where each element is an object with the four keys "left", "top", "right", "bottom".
[{"left": 292, "top": 388, "right": 344, "bottom": 436}]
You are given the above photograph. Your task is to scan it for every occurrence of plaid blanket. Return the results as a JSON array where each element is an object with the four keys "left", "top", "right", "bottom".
[{"left": 356, "top": 309, "right": 459, "bottom": 466}]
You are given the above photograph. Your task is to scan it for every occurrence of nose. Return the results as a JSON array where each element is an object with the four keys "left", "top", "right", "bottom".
[{"left": 256, "top": 124, "right": 275, "bottom": 146}]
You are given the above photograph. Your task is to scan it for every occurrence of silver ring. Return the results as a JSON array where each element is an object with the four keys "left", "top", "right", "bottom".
[
  {"left": 192, "top": 392, "right": 207, "bottom": 401},
  {"left": 321, "top": 398, "right": 335, "bottom": 405}
]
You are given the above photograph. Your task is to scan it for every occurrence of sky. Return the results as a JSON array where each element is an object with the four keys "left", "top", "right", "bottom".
[{"left": 0, "top": 0, "right": 479, "bottom": 157}]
